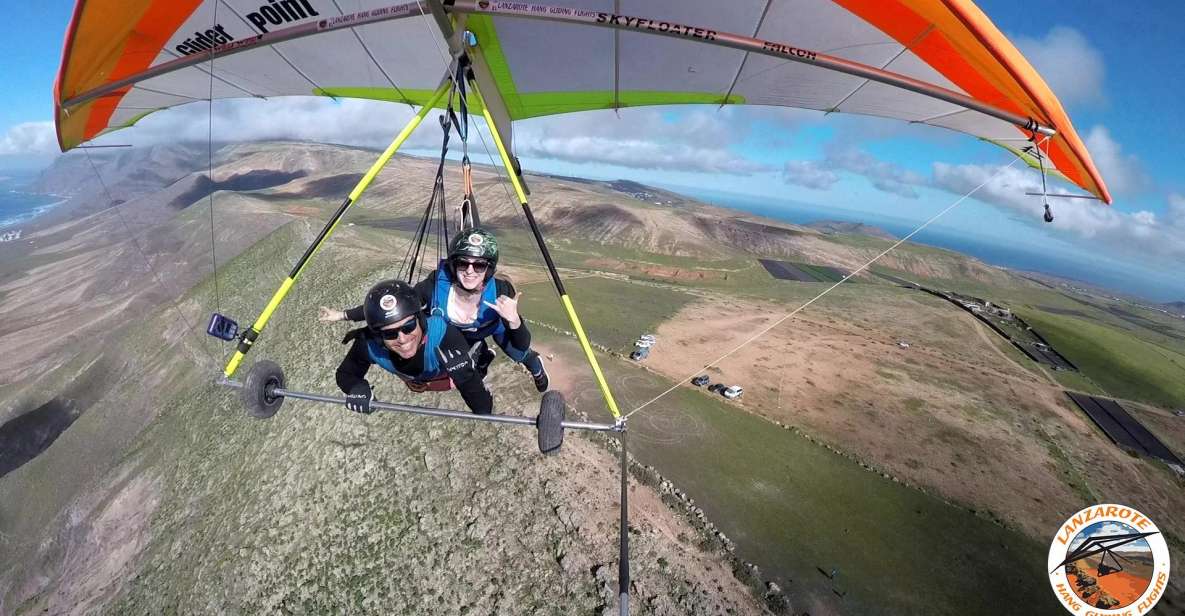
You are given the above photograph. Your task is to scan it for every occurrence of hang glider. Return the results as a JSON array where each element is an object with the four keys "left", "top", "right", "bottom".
[
  {"left": 55, "top": 4, "right": 1116, "bottom": 615},
  {"left": 1050, "top": 531, "right": 1159, "bottom": 574},
  {"left": 55, "top": 0, "right": 1110, "bottom": 203}
]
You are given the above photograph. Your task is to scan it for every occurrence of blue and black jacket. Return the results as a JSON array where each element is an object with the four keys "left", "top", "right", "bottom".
[
  {"left": 344, "top": 266, "right": 532, "bottom": 360},
  {"left": 335, "top": 324, "right": 493, "bottom": 414}
]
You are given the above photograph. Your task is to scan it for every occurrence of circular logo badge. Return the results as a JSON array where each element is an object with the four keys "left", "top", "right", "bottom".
[
  {"left": 1048, "top": 504, "right": 1170, "bottom": 615},
  {"left": 468, "top": 233, "right": 484, "bottom": 246},
  {"left": 379, "top": 294, "right": 397, "bottom": 311}
]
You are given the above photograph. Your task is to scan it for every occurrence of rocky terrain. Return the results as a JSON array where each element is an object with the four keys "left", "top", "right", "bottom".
[{"left": 0, "top": 142, "right": 783, "bottom": 615}]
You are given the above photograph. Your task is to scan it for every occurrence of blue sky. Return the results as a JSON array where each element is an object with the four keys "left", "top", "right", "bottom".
[{"left": 1, "top": 2, "right": 1182, "bottom": 300}]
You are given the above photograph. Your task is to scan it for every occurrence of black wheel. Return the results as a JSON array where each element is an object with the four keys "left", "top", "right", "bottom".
[
  {"left": 242, "top": 360, "right": 285, "bottom": 419},
  {"left": 537, "top": 390, "right": 566, "bottom": 455}
]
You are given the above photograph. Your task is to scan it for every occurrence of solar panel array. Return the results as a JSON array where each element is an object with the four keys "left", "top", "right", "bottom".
[{"left": 1066, "top": 393, "right": 1183, "bottom": 466}]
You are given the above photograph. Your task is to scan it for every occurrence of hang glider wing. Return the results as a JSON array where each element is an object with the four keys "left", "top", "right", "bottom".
[{"left": 55, "top": 0, "right": 1110, "bottom": 202}]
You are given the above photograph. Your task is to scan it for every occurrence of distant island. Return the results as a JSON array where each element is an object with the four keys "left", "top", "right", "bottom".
[{"left": 804, "top": 220, "right": 896, "bottom": 241}]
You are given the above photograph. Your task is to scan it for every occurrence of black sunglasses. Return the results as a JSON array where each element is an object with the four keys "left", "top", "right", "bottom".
[
  {"left": 453, "top": 258, "right": 490, "bottom": 273},
  {"left": 376, "top": 318, "right": 419, "bottom": 339}
]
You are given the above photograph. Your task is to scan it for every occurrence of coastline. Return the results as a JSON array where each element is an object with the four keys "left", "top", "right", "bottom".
[
  {"left": 0, "top": 192, "right": 67, "bottom": 230},
  {"left": 675, "top": 186, "right": 1183, "bottom": 303}
]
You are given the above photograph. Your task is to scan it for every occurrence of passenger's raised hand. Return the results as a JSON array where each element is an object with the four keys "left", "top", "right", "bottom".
[
  {"left": 484, "top": 291, "right": 523, "bottom": 329},
  {"left": 318, "top": 306, "right": 346, "bottom": 322}
]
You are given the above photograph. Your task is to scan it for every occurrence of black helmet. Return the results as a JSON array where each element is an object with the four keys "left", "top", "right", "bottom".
[
  {"left": 448, "top": 227, "right": 499, "bottom": 280},
  {"left": 362, "top": 279, "right": 424, "bottom": 332}
]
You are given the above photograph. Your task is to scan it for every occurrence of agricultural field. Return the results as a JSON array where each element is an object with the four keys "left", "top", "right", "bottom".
[
  {"left": 1016, "top": 307, "right": 1185, "bottom": 410},
  {"left": 758, "top": 258, "right": 847, "bottom": 283}
]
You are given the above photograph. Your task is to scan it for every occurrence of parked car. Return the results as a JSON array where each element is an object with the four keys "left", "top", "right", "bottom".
[
  {"left": 630, "top": 347, "right": 650, "bottom": 361},
  {"left": 635, "top": 338, "right": 655, "bottom": 348},
  {"left": 691, "top": 375, "right": 710, "bottom": 386},
  {"left": 723, "top": 385, "right": 744, "bottom": 399},
  {"left": 708, "top": 383, "right": 725, "bottom": 394},
  {"left": 639, "top": 334, "right": 656, "bottom": 343}
]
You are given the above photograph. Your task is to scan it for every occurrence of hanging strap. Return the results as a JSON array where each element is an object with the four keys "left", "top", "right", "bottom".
[
  {"left": 1032, "top": 140, "right": 1054, "bottom": 222},
  {"left": 460, "top": 155, "right": 480, "bottom": 229},
  {"left": 399, "top": 85, "right": 456, "bottom": 283},
  {"left": 452, "top": 55, "right": 481, "bottom": 230}
]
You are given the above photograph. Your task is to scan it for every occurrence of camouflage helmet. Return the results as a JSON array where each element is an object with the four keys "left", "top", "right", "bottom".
[{"left": 448, "top": 227, "right": 499, "bottom": 280}]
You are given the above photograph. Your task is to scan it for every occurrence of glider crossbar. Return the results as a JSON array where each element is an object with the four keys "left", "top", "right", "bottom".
[
  {"left": 466, "top": 77, "right": 623, "bottom": 420},
  {"left": 220, "top": 381, "right": 621, "bottom": 432},
  {"left": 1023, "top": 192, "right": 1101, "bottom": 201},
  {"left": 447, "top": 0, "right": 1056, "bottom": 138},
  {"left": 222, "top": 80, "right": 452, "bottom": 378}
]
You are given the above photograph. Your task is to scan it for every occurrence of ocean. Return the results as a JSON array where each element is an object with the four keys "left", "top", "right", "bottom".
[
  {"left": 0, "top": 176, "right": 62, "bottom": 231},
  {"left": 674, "top": 187, "right": 1184, "bottom": 303}
]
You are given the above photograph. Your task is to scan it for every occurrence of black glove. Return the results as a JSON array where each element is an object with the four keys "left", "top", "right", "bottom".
[
  {"left": 440, "top": 346, "right": 476, "bottom": 378},
  {"left": 345, "top": 382, "right": 373, "bottom": 414}
]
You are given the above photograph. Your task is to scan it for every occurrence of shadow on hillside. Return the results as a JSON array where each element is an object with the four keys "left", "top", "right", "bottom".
[
  {"left": 172, "top": 170, "right": 309, "bottom": 208},
  {"left": 0, "top": 359, "right": 114, "bottom": 479}
]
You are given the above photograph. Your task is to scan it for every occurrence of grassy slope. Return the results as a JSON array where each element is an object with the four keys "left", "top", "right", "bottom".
[
  {"left": 517, "top": 265, "right": 1061, "bottom": 614},
  {"left": 871, "top": 261, "right": 1185, "bottom": 410},
  {"left": 536, "top": 327, "right": 1056, "bottom": 616},
  {"left": 1016, "top": 308, "right": 1185, "bottom": 409},
  {"left": 518, "top": 275, "right": 696, "bottom": 354},
  {"left": 5, "top": 218, "right": 760, "bottom": 615}
]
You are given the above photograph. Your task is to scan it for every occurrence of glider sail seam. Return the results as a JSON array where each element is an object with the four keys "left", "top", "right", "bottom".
[
  {"left": 56, "top": 0, "right": 1109, "bottom": 201},
  {"left": 448, "top": 0, "right": 1054, "bottom": 137},
  {"left": 59, "top": 2, "right": 430, "bottom": 112}
]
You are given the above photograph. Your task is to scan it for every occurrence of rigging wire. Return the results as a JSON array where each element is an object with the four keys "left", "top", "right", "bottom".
[
  {"left": 81, "top": 148, "right": 221, "bottom": 373},
  {"left": 400, "top": 92, "right": 455, "bottom": 283},
  {"left": 1034, "top": 142, "right": 1054, "bottom": 223},
  {"left": 624, "top": 137, "right": 1049, "bottom": 420},
  {"left": 412, "top": 7, "right": 632, "bottom": 612},
  {"left": 413, "top": 2, "right": 520, "bottom": 224},
  {"left": 206, "top": 0, "right": 225, "bottom": 362}
]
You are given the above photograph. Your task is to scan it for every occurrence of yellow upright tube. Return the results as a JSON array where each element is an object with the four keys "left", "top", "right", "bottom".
[
  {"left": 469, "top": 80, "right": 622, "bottom": 420},
  {"left": 223, "top": 81, "right": 452, "bottom": 378}
]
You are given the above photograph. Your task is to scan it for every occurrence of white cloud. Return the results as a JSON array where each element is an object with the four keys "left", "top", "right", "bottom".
[
  {"left": 1084, "top": 125, "right": 1151, "bottom": 196},
  {"left": 88, "top": 97, "right": 435, "bottom": 151},
  {"left": 782, "top": 160, "right": 838, "bottom": 190},
  {"left": 1168, "top": 193, "right": 1185, "bottom": 227},
  {"left": 825, "top": 146, "right": 926, "bottom": 198},
  {"left": 78, "top": 98, "right": 780, "bottom": 176},
  {"left": 0, "top": 122, "right": 57, "bottom": 155},
  {"left": 1013, "top": 26, "right": 1106, "bottom": 106},
  {"left": 514, "top": 107, "right": 774, "bottom": 175},
  {"left": 782, "top": 146, "right": 926, "bottom": 197},
  {"left": 932, "top": 161, "right": 1185, "bottom": 260},
  {"left": 521, "top": 135, "right": 770, "bottom": 174}
]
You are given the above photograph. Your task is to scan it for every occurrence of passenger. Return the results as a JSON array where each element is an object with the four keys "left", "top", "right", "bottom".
[
  {"left": 320, "top": 227, "right": 549, "bottom": 392},
  {"left": 335, "top": 279, "right": 492, "bottom": 415}
]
